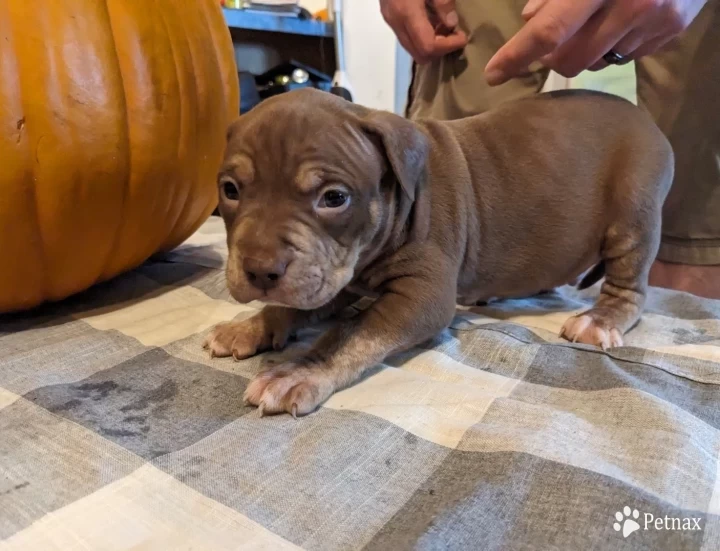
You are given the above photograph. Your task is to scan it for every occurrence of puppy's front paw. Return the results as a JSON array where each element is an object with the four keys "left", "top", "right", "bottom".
[
  {"left": 204, "top": 312, "right": 292, "bottom": 361},
  {"left": 244, "top": 362, "right": 335, "bottom": 418},
  {"left": 560, "top": 314, "right": 624, "bottom": 350}
]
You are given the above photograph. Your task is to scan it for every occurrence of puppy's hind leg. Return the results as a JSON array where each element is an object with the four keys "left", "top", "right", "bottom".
[{"left": 561, "top": 218, "right": 660, "bottom": 349}]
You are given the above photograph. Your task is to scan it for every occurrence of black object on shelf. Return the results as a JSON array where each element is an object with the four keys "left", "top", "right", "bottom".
[
  {"left": 243, "top": 3, "right": 313, "bottom": 18},
  {"left": 255, "top": 60, "right": 333, "bottom": 100}
]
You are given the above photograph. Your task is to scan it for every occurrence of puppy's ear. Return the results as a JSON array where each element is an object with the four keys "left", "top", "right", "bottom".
[{"left": 362, "top": 112, "right": 429, "bottom": 201}]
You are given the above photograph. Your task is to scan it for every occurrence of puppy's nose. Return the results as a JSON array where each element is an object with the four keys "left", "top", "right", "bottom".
[{"left": 243, "top": 257, "right": 288, "bottom": 291}]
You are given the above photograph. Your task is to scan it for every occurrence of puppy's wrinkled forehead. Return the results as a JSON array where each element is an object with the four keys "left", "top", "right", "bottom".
[{"left": 225, "top": 94, "right": 378, "bottom": 188}]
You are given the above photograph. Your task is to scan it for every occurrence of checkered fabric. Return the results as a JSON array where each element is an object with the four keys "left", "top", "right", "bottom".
[{"left": 2, "top": 216, "right": 720, "bottom": 550}]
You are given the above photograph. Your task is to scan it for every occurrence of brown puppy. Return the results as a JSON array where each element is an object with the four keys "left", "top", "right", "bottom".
[{"left": 205, "top": 88, "right": 673, "bottom": 417}]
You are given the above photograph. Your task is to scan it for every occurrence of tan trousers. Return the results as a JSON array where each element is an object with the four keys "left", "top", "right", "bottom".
[{"left": 407, "top": 1, "right": 720, "bottom": 265}]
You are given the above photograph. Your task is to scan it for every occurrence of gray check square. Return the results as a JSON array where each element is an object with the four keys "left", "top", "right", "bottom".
[
  {"left": 24, "top": 349, "right": 252, "bottom": 460},
  {"left": 0, "top": 398, "right": 143, "bottom": 539}
]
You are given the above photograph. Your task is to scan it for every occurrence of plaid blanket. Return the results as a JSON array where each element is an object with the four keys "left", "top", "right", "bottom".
[{"left": 2, "top": 215, "right": 720, "bottom": 551}]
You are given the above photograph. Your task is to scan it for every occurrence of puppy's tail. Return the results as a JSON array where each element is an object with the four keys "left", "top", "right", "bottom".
[{"left": 577, "top": 261, "right": 605, "bottom": 290}]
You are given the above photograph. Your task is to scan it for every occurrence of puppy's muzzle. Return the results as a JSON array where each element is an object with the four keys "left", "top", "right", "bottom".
[{"left": 243, "top": 256, "right": 289, "bottom": 291}]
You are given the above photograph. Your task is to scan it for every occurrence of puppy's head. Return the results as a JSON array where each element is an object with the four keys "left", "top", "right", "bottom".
[{"left": 217, "top": 88, "right": 428, "bottom": 310}]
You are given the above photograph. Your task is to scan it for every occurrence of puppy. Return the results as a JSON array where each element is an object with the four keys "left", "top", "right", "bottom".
[{"left": 205, "top": 88, "right": 673, "bottom": 417}]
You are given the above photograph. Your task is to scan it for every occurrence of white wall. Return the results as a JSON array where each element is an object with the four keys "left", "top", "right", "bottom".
[
  {"left": 343, "top": 0, "right": 402, "bottom": 112},
  {"left": 300, "top": 0, "right": 405, "bottom": 113}
]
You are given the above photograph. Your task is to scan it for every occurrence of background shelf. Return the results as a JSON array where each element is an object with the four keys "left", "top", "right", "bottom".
[{"left": 222, "top": 8, "right": 334, "bottom": 37}]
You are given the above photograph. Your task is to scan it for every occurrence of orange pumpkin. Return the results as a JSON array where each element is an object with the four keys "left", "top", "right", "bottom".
[{"left": 0, "top": 0, "right": 239, "bottom": 313}]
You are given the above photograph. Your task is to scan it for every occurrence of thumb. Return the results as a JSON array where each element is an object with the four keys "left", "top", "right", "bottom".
[
  {"left": 429, "top": 0, "right": 459, "bottom": 29},
  {"left": 433, "top": 30, "right": 468, "bottom": 57}
]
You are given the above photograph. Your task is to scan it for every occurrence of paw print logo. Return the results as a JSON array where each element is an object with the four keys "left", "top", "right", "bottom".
[{"left": 614, "top": 506, "right": 641, "bottom": 538}]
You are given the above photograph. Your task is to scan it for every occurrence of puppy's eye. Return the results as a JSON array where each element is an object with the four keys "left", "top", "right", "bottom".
[
  {"left": 220, "top": 178, "right": 240, "bottom": 201},
  {"left": 318, "top": 189, "right": 349, "bottom": 210}
]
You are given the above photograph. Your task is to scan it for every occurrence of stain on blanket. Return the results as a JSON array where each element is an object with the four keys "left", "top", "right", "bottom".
[
  {"left": 77, "top": 381, "right": 127, "bottom": 399},
  {"left": 23, "top": 348, "right": 253, "bottom": 460},
  {"left": 671, "top": 327, "right": 717, "bottom": 345},
  {"left": 120, "top": 380, "right": 177, "bottom": 412},
  {"left": 0, "top": 482, "right": 29, "bottom": 497}
]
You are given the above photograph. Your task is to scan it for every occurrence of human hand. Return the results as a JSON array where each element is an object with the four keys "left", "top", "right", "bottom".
[
  {"left": 485, "top": 0, "right": 707, "bottom": 85},
  {"left": 380, "top": 0, "right": 468, "bottom": 64}
]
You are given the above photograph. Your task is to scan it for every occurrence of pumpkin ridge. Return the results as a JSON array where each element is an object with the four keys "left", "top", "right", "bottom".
[
  {"left": 204, "top": 0, "right": 241, "bottom": 143},
  {"left": 159, "top": 0, "right": 238, "bottom": 253},
  {"left": 161, "top": 0, "right": 205, "bottom": 250},
  {"left": 8, "top": 9, "right": 50, "bottom": 305},
  {"left": 156, "top": 0, "right": 231, "bottom": 250},
  {"left": 97, "top": 0, "right": 132, "bottom": 282},
  {"left": 198, "top": 0, "right": 229, "bottom": 127},
  {"left": 154, "top": 1, "right": 192, "bottom": 246}
]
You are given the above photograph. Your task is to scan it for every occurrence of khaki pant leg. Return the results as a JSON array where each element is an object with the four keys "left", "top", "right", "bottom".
[
  {"left": 406, "top": 0, "right": 548, "bottom": 120},
  {"left": 636, "top": 0, "right": 720, "bottom": 265}
]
